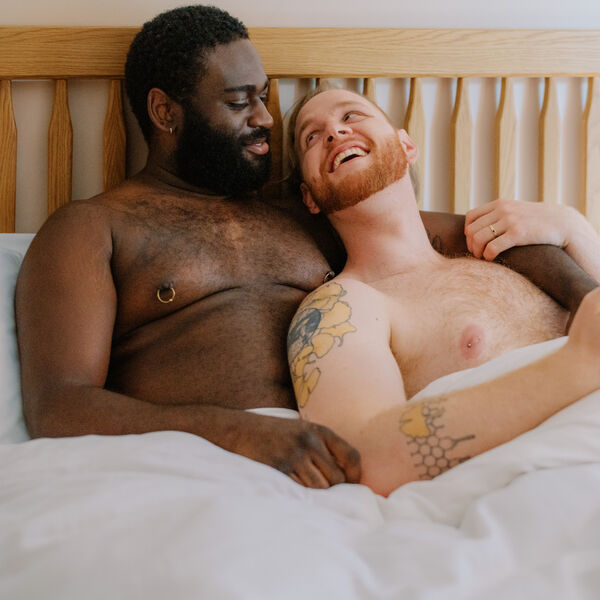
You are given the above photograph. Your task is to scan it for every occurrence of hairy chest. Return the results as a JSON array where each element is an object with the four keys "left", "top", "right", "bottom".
[
  {"left": 381, "top": 258, "right": 568, "bottom": 397},
  {"left": 108, "top": 198, "right": 332, "bottom": 337}
]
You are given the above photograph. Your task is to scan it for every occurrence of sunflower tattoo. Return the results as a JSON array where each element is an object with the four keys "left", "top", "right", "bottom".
[{"left": 287, "top": 282, "right": 357, "bottom": 407}]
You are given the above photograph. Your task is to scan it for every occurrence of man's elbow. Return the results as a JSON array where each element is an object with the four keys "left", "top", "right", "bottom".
[
  {"left": 21, "top": 385, "right": 85, "bottom": 439},
  {"left": 359, "top": 451, "right": 421, "bottom": 497}
]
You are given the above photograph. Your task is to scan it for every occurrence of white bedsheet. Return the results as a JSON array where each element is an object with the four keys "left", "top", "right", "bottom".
[{"left": 1, "top": 338, "right": 599, "bottom": 599}]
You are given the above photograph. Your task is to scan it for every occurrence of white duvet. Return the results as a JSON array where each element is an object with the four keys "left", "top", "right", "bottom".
[{"left": 1, "top": 337, "right": 599, "bottom": 599}]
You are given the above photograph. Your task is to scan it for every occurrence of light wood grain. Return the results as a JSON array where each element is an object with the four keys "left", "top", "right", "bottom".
[
  {"left": 251, "top": 28, "right": 600, "bottom": 78},
  {"left": 47, "top": 79, "right": 73, "bottom": 215},
  {"left": 495, "top": 78, "right": 517, "bottom": 200},
  {"left": 539, "top": 77, "right": 560, "bottom": 204},
  {"left": 103, "top": 79, "right": 126, "bottom": 192},
  {"left": 0, "top": 80, "right": 17, "bottom": 232},
  {"left": 363, "top": 78, "right": 377, "bottom": 103},
  {"left": 404, "top": 78, "right": 426, "bottom": 209},
  {"left": 450, "top": 78, "right": 472, "bottom": 214},
  {"left": 264, "top": 78, "right": 283, "bottom": 198},
  {"left": 582, "top": 77, "right": 600, "bottom": 230},
  {"left": 3, "top": 27, "right": 600, "bottom": 79},
  {"left": 3, "top": 25, "right": 600, "bottom": 232}
]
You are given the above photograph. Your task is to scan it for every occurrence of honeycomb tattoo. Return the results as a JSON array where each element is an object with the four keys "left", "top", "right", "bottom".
[{"left": 398, "top": 396, "right": 475, "bottom": 480}]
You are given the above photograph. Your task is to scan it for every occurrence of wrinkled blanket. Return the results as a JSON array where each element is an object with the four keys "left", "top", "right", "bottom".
[{"left": 1, "top": 338, "right": 599, "bottom": 599}]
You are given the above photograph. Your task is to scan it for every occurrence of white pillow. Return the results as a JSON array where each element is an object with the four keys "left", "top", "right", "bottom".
[{"left": 0, "top": 247, "right": 29, "bottom": 443}]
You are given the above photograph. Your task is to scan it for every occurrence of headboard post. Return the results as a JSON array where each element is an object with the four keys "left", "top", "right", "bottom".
[
  {"left": 0, "top": 80, "right": 17, "bottom": 233},
  {"left": 103, "top": 80, "right": 127, "bottom": 192},
  {"left": 47, "top": 79, "right": 73, "bottom": 215}
]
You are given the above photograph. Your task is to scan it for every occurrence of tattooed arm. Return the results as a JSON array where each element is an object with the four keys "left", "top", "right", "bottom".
[{"left": 288, "top": 280, "right": 600, "bottom": 497}]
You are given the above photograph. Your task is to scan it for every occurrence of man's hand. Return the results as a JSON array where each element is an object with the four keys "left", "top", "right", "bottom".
[
  {"left": 236, "top": 414, "right": 361, "bottom": 489},
  {"left": 464, "top": 199, "right": 578, "bottom": 260}
]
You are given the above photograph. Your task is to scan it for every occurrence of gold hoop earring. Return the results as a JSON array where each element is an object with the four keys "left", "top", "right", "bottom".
[{"left": 157, "top": 286, "right": 176, "bottom": 303}]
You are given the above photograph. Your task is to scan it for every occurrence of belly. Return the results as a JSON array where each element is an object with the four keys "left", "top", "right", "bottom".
[
  {"left": 106, "top": 284, "right": 307, "bottom": 410},
  {"left": 388, "top": 258, "right": 569, "bottom": 398}
]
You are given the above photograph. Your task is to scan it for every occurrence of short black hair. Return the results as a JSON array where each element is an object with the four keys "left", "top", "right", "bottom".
[{"left": 125, "top": 5, "right": 248, "bottom": 142}]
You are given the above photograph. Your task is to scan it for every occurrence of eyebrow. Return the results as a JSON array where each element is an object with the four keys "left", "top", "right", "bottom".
[
  {"left": 224, "top": 79, "right": 269, "bottom": 94},
  {"left": 297, "top": 100, "right": 368, "bottom": 146}
]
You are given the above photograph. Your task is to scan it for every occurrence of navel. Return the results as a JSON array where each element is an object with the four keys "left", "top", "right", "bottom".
[{"left": 459, "top": 324, "right": 485, "bottom": 360}]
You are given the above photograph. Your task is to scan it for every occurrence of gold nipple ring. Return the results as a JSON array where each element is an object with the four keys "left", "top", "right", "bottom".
[
  {"left": 489, "top": 224, "right": 498, "bottom": 237},
  {"left": 157, "top": 286, "right": 176, "bottom": 303}
]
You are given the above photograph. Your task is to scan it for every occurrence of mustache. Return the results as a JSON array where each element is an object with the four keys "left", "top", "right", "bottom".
[{"left": 241, "top": 127, "right": 271, "bottom": 145}]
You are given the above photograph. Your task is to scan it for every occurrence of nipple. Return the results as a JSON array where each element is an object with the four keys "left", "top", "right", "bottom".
[
  {"left": 157, "top": 283, "right": 176, "bottom": 304},
  {"left": 323, "top": 270, "right": 335, "bottom": 283},
  {"left": 459, "top": 324, "right": 485, "bottom": 360}
]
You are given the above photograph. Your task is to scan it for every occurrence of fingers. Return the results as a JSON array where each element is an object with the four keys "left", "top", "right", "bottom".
[
  {"left": 296, "top": 429, "right": 346, "bottom": 487},
  {"left": 273, "top": 423, "right": 362, "bottom": 489},
  {"left": 467, "top": 216, "right": 505, "bottom": 258},
  {"left": 292, "top": 460, "right": 331, "bottom": 489},
  {"left": 464, "top": 201, "right": 496, "bottom": 231},
  {"left": 323, "top": 429, "right": 361, "bottom": 484}
]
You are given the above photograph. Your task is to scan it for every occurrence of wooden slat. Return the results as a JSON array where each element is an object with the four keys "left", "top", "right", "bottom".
[
  {"left": 0, "top": 27, "right": 138, "bottom": 79},
  {"left": 450, "top": 78, "right": 472, "bottom": 214},
  {"left": 404, "top": 78, "right": 426, "bottom": 208},
  {"left": 495, "top": 78, "right": 517, "bottom": 199},
  {"left": 264, "top": 78, "right": 283, "bottom": 198},
  {"left": 582, "top": 77, "right": 600, "bottom": 231},
  {"left": 47, "top": 79, "right": 73, "bottom": 215},
  {"left": 3, "top": 27, "right": 600, "bottom": 79},
  {"left": 251, "top": 28, "right": 600, "bottom": 78},
  {"left": 0, "top": 80, "right": 17, "bottom": 233},
  {"left": 363, "top": 78, "right": 377, "bottom": 103},
  {"left": 103, "top": 79, "right": 126, "bottom": 191},
  {"left": 539, "top": 77, "right": 560, "bottom": 204}
]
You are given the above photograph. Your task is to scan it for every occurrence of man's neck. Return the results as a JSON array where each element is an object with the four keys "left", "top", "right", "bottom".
[
  {"left": 142, "top": 156, "right": 226, "bottom": 198},
  {"left": 328, "top": 177, "right": 443, "bottom": 282}
]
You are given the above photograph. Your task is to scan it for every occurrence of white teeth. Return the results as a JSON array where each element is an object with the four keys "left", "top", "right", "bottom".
[{"left": 332, "top": 147, "right": 367, "bottom": 171}]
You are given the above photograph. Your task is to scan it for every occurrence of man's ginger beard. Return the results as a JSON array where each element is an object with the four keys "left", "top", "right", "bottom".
[{"left": 303, "top": 133, "right": 408, "bottom": 214}]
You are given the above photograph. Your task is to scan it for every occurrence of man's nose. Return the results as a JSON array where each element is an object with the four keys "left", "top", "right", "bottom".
[
  {"left": 249, "top": 99, "right": 274, "bottom": 129},
  {"left": 326, "top": 125, "right": 352, "bottom": 143}
]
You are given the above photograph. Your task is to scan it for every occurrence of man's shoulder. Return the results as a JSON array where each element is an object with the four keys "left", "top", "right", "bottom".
[{"left": 294, "top": 276, "right": 385, "bottom": 323}]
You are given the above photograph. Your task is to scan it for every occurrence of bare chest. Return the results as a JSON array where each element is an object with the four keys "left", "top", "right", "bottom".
[
  {"left": 109, "top": 197, "right": 332, "bottom": 338},
  {"left": 381, "top": 258, "right": 568, "bottom": 398}
]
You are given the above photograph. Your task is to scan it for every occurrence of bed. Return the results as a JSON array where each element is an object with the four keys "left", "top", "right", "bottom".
[{"left": 1, "top": 26, "right": 600, "bottom": 598}]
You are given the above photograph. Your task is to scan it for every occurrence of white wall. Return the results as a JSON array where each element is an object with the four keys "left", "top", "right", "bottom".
[
  {"left": 5, "top": 1, "right": 600, "bottom": 231},
  {"left": 5, "top": 0, "right": 600, "bottom": 28}
]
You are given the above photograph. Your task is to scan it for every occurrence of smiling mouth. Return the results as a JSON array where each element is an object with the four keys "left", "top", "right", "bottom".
[{"left": 331, "top": 147, "right": 369, "bottom": 172}]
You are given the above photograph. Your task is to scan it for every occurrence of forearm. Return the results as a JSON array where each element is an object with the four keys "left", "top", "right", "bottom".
[
  {"left": 25, "top": 381, "right": 363, "bottom": 487},
  {"left": 357, "top": 346, "right": 596, "bottom": 496},
  {"left": 419, "top": 211, "right": 468, "bottom": 256},
  {"left": 25, "top": 383, "right": 252, "bottom": 452},
  {"left": 496, "top": 244, "right": 598, "bottom": 315}
]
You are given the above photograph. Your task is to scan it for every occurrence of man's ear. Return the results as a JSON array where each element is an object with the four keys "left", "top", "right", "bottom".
[
  {"left": 398, "top": 129, "right": 419, "bottom": 165},
  {"left": 147, "top": 88, "right": 181, "bottom": 134},
  {"left": 300, "top": 183, "right": 321, "bottom": 214}
]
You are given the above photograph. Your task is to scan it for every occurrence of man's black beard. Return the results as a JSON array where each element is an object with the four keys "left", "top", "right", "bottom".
[{"left": 175, "top": 108, "right": 271, "bottom": 196}]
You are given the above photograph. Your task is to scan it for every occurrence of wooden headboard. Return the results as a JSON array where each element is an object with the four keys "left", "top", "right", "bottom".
[{"left": 1, "top": 26, "right": 600, "bottom": 233}]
